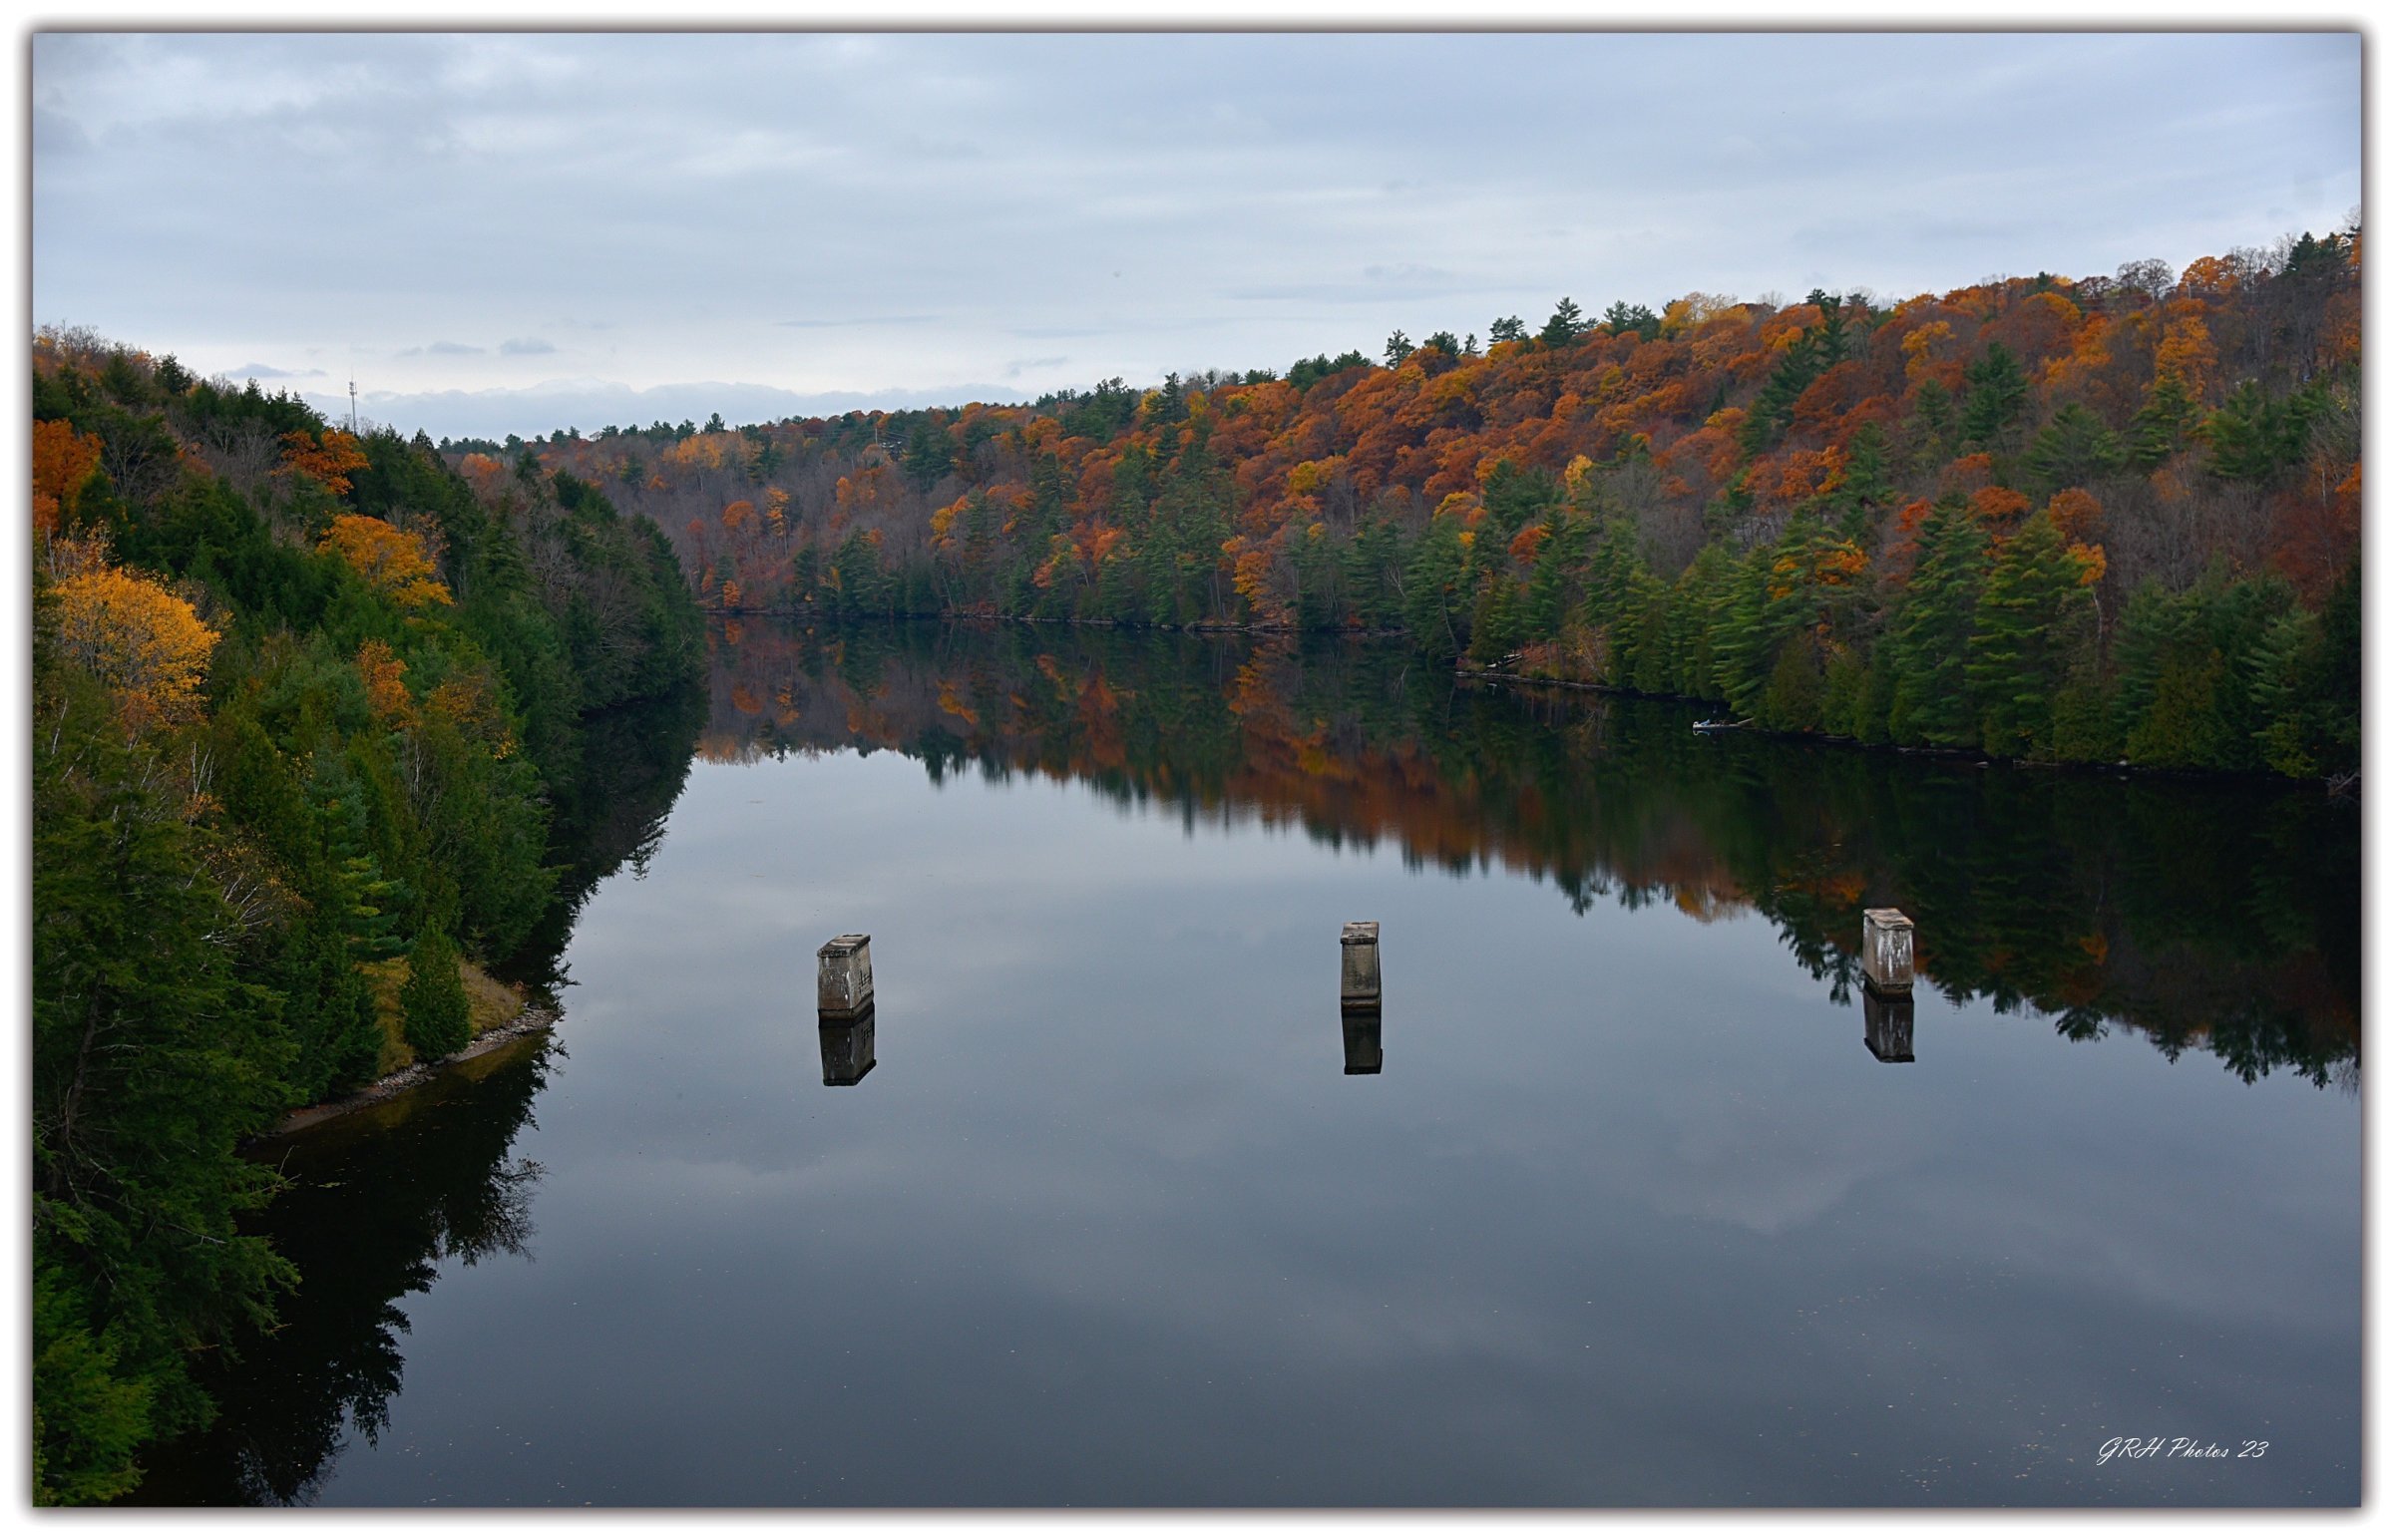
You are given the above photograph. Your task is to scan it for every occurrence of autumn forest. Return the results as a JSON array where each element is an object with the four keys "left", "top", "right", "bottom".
[{"left": 487, "top": 228, "right": 2359, "bottom": 778}]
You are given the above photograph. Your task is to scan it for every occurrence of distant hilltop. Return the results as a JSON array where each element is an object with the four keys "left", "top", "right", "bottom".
[
  {"left": 488, "top": 230, "right": 2360, "bottom": 781},
  {"left": 301, "top": 376, "right": 1035, "bottom": 445}
]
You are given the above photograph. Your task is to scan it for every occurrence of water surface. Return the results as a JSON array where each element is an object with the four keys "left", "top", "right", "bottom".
[{"left": 139, "top": 619, "right": 2361, "bottom": 1506}]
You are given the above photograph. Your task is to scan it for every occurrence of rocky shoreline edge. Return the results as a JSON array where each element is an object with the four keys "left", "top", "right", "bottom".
[{"left": 258, "top": 1005, "right": 561, "bottom": 1139}]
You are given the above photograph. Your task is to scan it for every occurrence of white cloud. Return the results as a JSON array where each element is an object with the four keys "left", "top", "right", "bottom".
[{"left": 31, "top": 30, "right": 2361, "bottom": 438}]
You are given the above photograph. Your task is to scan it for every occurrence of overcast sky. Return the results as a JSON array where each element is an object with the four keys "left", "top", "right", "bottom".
[{"left": 31, "top": 30, "right": 2361, "bottom": 440}]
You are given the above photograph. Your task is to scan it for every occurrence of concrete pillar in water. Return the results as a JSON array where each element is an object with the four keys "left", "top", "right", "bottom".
[
  {"left": 1342, "top": 1005, "right": 1384, "bottom": 1075},
  {"left": 819, "top": 1008, "right": 877, "bottom": 1086},
  {"left": 1341, "top": 922, "right": 1382, "bottom": 1008},
  {"left": 817, "top": 934, "right": 875, "bottom": 1018},
  {"left": 1862, "top": 989, "right": 1915, "bottom": 1063},
  {"left": 1860, "top": 909, "right": 1915, "bottom": 997}
]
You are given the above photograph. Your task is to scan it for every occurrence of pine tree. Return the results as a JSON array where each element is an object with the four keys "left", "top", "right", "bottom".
[
  {"left": 1966, "top": 511, "right": 2099, "bottom": 756},
  {"left": 2109, "top": 581, "right": 2185, "bottom": 746},
  {"left": 2127, "top": 374, "right": 2201, "bottom": 469},
  {"left": 1835, "top": 421, "right": 1894, "bottom": 535},
  {"left": 1538, "top": 297, "right": 1586, "bottom": 347},
  {"left": 2125, "top": 646, "right": 2230, "bottom": 769},
  {"left": 401, "top": 925, "right": 472, "bottom": 1061},
  {"left": 34, "top": 669, "right": 295, "bottom": 1503},
  {"left": 2024, "top": 402, "right": 2127, "bottom": 495},
  {"left": 1524, "top": 514, "right": 1585, "bottom": 640},
  {"left": 1884, "top": 498, "right": 1990, "bottom": 746},
  {"left": 32, "top": 1265, "right": 153, "bottom": 1504},
  {"left": 2247, "top": 606, "right": 2325, "bottom": 776},
  {"left": 1761, "top": 632, "right": 1825, "bottom": 732},
  {"left": 1819, "top": 645, "right": 1869, "bottom": 737},
  {"left": 1958, "top": 342, "right": 2030, "bottom": 452},
  {"left": 1399, "top": 515, "right": 1470, "bottom": 655},
  {"left": 1904, "top": 378, "right": 1957, "bottom": 478},
  {"left": 1707, "top": 547, "right": 1777, "bottom": 715}
]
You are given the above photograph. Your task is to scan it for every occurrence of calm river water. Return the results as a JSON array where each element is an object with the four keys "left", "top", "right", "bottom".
[{"left": 137, "top": 618, "right": 2361, "bottom": 1507}]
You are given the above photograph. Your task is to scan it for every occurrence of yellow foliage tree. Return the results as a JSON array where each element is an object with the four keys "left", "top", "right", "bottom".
[
  {"left": 428, "top": 666, "right": 514, "bottom": 756},
  {"left": 2155, "top": 313, "right": 2217, "bottom": 398},
  {"left": 48, "top": 565, "right": 219, "bottom": 727},
  {"left": 318, "top": 515, "right": 453, "bottom": 609}
]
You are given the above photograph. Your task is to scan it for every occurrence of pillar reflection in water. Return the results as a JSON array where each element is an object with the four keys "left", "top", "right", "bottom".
[
  {"left": 1342, "top": 1004, "right": 1384, "bottom": 1075},
  {"left": 1862, "top": 988, "right": 1915, "bottom": 1063},
  {"left": 819, "top": 1007, "right": 877, "bottom": 1086}
]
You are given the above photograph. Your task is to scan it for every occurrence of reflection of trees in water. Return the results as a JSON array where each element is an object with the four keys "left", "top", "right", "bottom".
[
  {"left": 132, "top": 1044, "right": 556, "bottom": 1506},
  {"left": 501, "top": 679, "right": 707, "bottom": 998},
  {"left": 706, "top": 618, "right": 2359, "bottom": 1087}
]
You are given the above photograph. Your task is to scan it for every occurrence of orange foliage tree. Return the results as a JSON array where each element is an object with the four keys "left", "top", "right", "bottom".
[
  {"left": 33, "top": 419, "right": 104, "bottom": 533},
  {"left": 275, "top": 429, "right": 371, "bottom": 497},
  {"left": 356, "top": 638, "right": 416, "bottom": 726}
]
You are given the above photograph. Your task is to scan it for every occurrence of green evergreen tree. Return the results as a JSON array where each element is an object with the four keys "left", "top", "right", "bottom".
[
  {"left": 1399, "top": 515, "right": 1470, "bottom": 655},
  {"left": 1760, "top": 632, "right": 1826, "bottom": 732},
  {"left": 1706, "top": 547, "right": 1778, "bottom": 715},
  {"left": 2110, "top": 581, "right": 2184, "bottom": 746},
  {"left": 2202, "top": 379, "right": 2324, "bottom": 485},
  {"left": 2247, "top": 606, "right": 2326, "bottom": 776},
  {"left": 34, "top": 670, "right": 296, "bottom": 1504},
  {"left": 1600, "top": 300, "right": 1661, "bottom": 340},
  {"left": 1884, "top": 498, "right": 1990, "bottom": 746},
  {"left": 901, "top": 420, "right": 955, "bottom": 490},
  {"left": 1524, "top": 514, "right": 1586, "bottom": 640},
  {"left": 2127, "top": 374, "right": 2201, "bottom": 470},
  {"left": 1966, "top": 511, "right": 2099, "bottom": 756},
  {"left": 1958, "top": 341, "right": 2030, "bottom": 452},
  {"left": 2125, "top": 645, "right": 2231, "bottom": 769},
  {"left": 1904, "top": 378, "right": 1958, "bottom": 478},
  {"left": 401, "top": 925, "right": 473, "bottom": 1061},
  {"left": 2049, "top": 661, "right": 2117, "bottom": 763},
  {"left": 32, "top": 1266, "right": 155, "bottom": 1504},
  {"left": 1834, "top": 421, "right": 1895, "bottom": 536},
  {"left": 2024, "top": 402, "right": 2127, "bottom": 494},
  {"left": 1538, "top": 298, "right": 1586, "bottom": 347},
  {"left": 1739, "top": 315, "right": 1836, "bottom": 456}
]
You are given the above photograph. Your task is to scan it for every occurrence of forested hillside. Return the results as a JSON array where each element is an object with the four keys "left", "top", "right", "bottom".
[
  {"left": 30, "top": 329, "right": 702, "bottom": 1502},
  {"left": 513, "top": 228, "right": 2359, "bottom": 777}
]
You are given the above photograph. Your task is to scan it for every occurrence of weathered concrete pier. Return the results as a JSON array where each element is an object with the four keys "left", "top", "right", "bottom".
[
  {"left": 1860, "top": 908, "right": 1915, "bottom": 997},
  {"left": 1341, "top": 922, "right": 1382, "bottom": 1009},
  {"left": 818, "top": 1008, "right": 877, "bottom": 1086},
  {"left": 1339, "top": 923, "right": 1384, "bottom": 1075},
  {"left": 817, "top": 934, "right": 875, "bottom": 1019}
]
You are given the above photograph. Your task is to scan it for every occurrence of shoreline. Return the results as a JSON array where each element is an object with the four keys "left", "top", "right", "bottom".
[
  {"left": 258, "top": 1004, "right": 561, "bottom": 1139},
  {"left": 698, "top": 606, "right": 2353, "bottom": 793}
]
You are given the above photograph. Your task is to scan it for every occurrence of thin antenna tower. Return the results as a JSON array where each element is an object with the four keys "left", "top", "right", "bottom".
[{"left": 348, "top": 375, "right": 359, "bottom": 435}]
